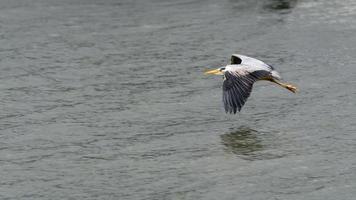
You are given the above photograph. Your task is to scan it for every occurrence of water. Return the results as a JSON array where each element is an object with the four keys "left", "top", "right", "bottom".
[{"left": 0, "top": 0, "right": 355, "bottom": 199}]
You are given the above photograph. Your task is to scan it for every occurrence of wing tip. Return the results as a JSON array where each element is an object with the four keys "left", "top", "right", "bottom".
[{"left": 224, "top": 106, "right": 242, "bottom": 114}]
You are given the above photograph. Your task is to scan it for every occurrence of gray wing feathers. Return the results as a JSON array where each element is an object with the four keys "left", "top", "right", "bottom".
[
  {"left": 231, "top": 54, "right": 274, "bottom": 70},
  {"left": 222, "top": 70, "right": 270, "bottom": 113}
]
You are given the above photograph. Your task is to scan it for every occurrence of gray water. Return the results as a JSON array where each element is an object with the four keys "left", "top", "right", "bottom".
[{"left": 1, "top": 0, "right": 356, "bottom": 199}]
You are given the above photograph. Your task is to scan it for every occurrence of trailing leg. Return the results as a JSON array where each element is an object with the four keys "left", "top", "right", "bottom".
[{"left": 269, "top": 78, "right": 298, "bottom": 93}]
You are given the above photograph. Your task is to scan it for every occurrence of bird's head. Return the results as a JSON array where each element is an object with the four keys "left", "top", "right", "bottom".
[{"left": 204, "top": 67, "right": 226, "bottom": 75}]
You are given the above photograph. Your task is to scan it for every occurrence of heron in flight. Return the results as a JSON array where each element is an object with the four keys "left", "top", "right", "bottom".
[{"left": 205, "top": 54, "right": 297, "bottom": 114}]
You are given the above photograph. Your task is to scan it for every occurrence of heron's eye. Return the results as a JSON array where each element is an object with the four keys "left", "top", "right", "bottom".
[{"left": 220, "top": 67, "right": 225, "bottom": 71}]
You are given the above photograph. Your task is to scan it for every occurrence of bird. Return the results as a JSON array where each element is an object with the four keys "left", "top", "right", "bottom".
[{"left": 205, "top": 54, "right": 297, "bottom": 114}]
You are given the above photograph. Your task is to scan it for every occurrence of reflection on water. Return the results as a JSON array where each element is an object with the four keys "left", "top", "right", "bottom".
[
  {"left": 220, "top": 126, "right": 285, "bottom": 160},
  {"left": 263, "top": 0, "right": 297, "bottom": 11},
  {"left": 220, "top": 126, "right": 263, "bottom": 157},
  {"left": 227, "top": 0, "right": 297, "bottom": 12}
]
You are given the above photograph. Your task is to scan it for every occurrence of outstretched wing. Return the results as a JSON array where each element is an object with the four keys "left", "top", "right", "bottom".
[
  {"left": 222, "top": 69, "right": 270, "bottom": 113},
  {"left": 231, "top": 54, "right": 274, "bottom": 70}
]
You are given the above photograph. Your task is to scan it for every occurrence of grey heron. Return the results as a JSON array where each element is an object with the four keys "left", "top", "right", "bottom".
[{"left": 205, "top": 54, "right": 297, "bottom": 114}]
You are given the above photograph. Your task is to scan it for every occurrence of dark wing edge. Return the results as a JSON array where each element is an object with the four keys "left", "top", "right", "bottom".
[
  {"left": 231, "top": 55, "right": 242, "bottom": 65},
  {"left": 231, "top": 54, "right": 275, "bottom": 71},
  {"left": 222, "top": 70, "right": 271, "bottom": 114}
]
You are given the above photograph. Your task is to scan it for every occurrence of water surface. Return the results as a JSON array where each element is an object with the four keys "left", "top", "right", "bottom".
[{"left": 0, "top": 0, "right": 356, "bottom": 199}]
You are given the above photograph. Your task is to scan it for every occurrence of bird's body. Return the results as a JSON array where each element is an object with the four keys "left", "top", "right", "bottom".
[{"left": 205, "top": 54, "right": 297, "bottom": 114}]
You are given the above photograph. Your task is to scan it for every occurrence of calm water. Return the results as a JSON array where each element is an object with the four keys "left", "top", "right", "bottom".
[{"left": 0, "top": 0, "right": 356, "bottom": 199}]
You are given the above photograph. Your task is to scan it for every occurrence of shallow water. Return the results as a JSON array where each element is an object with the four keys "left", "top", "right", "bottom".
[{"left": 0, "top": 0, "right": 356, "bottom": 199}]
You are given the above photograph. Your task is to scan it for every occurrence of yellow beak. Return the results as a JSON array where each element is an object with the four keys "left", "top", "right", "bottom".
[{"left": 204, "top": 68, "right": 223, "bottom": 75}]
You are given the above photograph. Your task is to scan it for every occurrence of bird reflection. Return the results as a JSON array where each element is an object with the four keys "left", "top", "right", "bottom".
[
  {"left": 220, "top": 126, "right": 263, "bottom": 158},
  {"left": 221, "top": 126, "right": 285, "bottom": 160}
]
